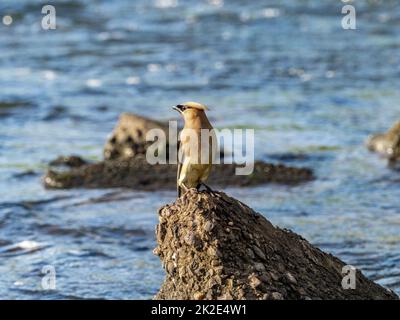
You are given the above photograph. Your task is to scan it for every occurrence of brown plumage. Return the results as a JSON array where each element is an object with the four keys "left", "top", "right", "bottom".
[{"left": 173, "top": 102, "right": 217, "bottom": 197}]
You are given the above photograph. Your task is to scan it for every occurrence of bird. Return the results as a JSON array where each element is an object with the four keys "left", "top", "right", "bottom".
[{"left": 173, "top": 101, "right": 217, "bottom": 197}]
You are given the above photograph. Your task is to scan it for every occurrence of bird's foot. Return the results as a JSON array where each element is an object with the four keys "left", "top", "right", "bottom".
[{"left": 197, "top": 183, "right": 216, "bottom": 195}]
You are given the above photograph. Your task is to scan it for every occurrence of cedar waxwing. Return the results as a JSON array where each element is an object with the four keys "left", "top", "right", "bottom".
[{"left": 173, "top": 102, "right": 217, "bottom": 197}]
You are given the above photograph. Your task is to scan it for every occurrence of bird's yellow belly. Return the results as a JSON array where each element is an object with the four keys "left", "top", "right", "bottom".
[{"left": 178, "top": 163, "right": 211, "bottom": 189}]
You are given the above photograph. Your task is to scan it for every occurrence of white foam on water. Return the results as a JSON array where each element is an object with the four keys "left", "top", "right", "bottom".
[
  {"left": 16, "top": 240, "right": 42, "bottom": 250},
  {"left": 86, "top": 79, "right": 102, "bottom": 88}
]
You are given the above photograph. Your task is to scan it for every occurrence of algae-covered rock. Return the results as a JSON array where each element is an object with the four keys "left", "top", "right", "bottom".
[
  {"left": 154, "top": 190, "right": 398, "bottom": 300},
  {"left": 43, "top": 156, "right": 314, "bottom": 190}
]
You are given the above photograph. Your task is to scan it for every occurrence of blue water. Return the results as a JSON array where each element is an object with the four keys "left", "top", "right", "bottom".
[{"left": 1, "top": 0, "right": 400, "bottom": 299}]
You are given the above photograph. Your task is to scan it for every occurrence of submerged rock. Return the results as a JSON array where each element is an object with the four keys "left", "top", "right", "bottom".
[
  {"left": 154, "top": 190, "right": 398, "bottom": 300},
  {"left": 366, "top": 121, "right": 400, "bottom": 161},
  {"left": 43, "top": 156, "right": 314, "bottom": 190}
]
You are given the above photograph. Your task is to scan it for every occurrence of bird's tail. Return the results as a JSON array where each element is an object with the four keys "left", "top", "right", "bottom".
[{"left": 177, "top": 185, "right": 181, "bottom": 198}]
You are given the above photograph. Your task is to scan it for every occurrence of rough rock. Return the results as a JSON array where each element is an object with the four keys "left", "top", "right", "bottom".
[
  {"left": 43, "top": 156, "right": 314, "bottom": 190},
  {"left": 366, "top": 121, "right": 400, "bottom": 161},
  {"left": 104, "top": 113, "right": 172, "bottom": 160},
  {"left": 49, "top": 155, "right": 88, "bottom": 168},
  {"left": 154, "top": 190, "right": 398, "bottom": 300}
]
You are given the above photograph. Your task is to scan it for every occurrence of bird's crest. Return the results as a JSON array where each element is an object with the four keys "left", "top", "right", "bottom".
[{"left": 183, "top": 101, "right": 209, "bottom": 111}]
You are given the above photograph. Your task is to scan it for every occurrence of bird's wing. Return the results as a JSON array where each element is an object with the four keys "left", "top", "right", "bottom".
[
  {"left": 177, "top": 132, "right": 192, "bottom": 196},
  {"left": 176, "top": 139, "right": 182, "bottom": 196}
]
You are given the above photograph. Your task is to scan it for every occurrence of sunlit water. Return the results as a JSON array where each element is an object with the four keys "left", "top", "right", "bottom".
[{"left": 1, "top": 0, "right": 399, "bottom": 299}]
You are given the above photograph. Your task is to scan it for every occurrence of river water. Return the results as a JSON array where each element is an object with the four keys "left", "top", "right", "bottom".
[{"left": 0, "top": 0, "right": 399, "bottom": 299}]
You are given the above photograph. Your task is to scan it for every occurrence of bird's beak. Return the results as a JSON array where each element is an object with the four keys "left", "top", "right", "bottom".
[{"left": 173, "top": 105, "right": 182, "bottom": 113}]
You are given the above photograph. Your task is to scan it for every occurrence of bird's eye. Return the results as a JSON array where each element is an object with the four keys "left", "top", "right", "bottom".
[{"left": 177, "top": 104, "right": 186, "bottom": 111}]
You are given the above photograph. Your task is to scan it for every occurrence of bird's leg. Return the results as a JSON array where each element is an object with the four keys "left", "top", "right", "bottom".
[
  {"left": 201, "top": 183, "right": 214, "bottom": 192},
  {"left": 197, "top": 182, "right": 215, "bottom": 194},
  {"left": 388, "top": 157, "right": 399, "bottom": 170},
  {"left": 180, "top": 183, "right": 189, "bottom": 195},
  {"left": 179, "top": 182, "right": 198, "bottom": 197}
]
